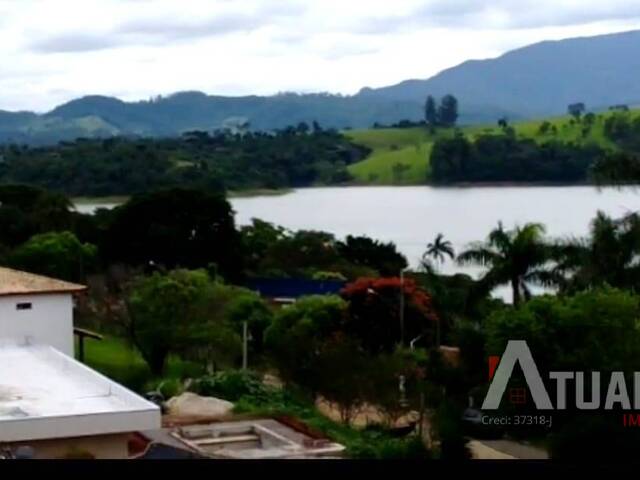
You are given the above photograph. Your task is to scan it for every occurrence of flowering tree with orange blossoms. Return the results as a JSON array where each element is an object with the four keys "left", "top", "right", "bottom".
[{"left": 340, "top": 277, "right": 439, "bottom": 354}]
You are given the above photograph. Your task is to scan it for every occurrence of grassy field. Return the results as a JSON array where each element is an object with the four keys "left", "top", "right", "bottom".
[
  {"left": 78, "top": 335, "right": 203, "bottom": 392},
  {"left": 346, "top": 110, "right": 637, "bottom": 185}
]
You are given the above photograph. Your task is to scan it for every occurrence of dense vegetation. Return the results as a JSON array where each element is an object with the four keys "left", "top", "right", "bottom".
[
  {"left": 430, "top": 130, "right": 604, "bottom": 183},
  {"left": 0, "top": 126, "right": 368, "bottom": 196},
  {"left": 2, "top": 106, "right": 640, "bottom": 197},
  {"left": 5, "top": 179, "right": 640, "bottom": 459},
  {"left": 348, "top": 108, "right": 640, "bottom": 185}
]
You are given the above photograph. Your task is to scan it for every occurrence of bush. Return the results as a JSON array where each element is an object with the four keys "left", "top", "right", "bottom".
[
  {"left": 232, "top": 385, "right": 431, "bottom": 459},
  {"left": 434, "top": 402, "right": 470, "bottom": 460},
  {"left": 348, "top": 435, "right": 431, "bottom": 459},
  {"left": 190, "top": 370, "right": 272, "bottom": 403},
  {"left": 144, "top": 378, "right": 185, "bottom": 399}
]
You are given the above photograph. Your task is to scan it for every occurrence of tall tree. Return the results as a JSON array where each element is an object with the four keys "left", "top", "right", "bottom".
[
  {"left": 425, "top": 95, "right": 438, "bottom": 129},
  {"left": 340, "top": 277, "right": 438, "bottom": 353},
  {"left": 104, "top": 188, "right": 243, "bottom": 280},
  {"left": 438, "top": 95, "right": 459, "bottom": 128},
  {"left": 424, "top": 233, "right": 455, "bottom": 264},
  {"left": 337, "top": 235, "right": 407, "bottom": 277},
  {"left": 568, "top": 102, "right": 586, "bottom": 119},
  {"left": 8, "top": 231, "right": 97, "bottom": 282},
  {"left": 457, "top": 222, "right": 550, "bottom": 306},
  {"left": 126, "top": 269, "right": 244, "bottom": 375}
]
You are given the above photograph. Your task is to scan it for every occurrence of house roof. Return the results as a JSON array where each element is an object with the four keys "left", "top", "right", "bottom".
[
  {"left": 0, "top": 342, "right": 161, "bottom": 443},
  {"left": 0, "top": 267, "right": 86, "bottom": 297}
]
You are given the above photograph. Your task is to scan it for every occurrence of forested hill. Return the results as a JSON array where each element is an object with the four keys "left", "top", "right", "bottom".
[
  {"left": 346, "top": 108, "right": 640, "bottom": 185},
  {"left": 2, "top": 30, "right": 640, "bottom": 144},
  {"left": 0, "top": 127, "right": 369, "bottom": 197},
  {"left": 0, "top": 93, "right": 423, "bottom": 146}
]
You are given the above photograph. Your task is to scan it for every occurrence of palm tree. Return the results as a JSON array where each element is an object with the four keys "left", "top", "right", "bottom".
[
  {"left": 551, "top": 211, "right": 640, "bottom": 292},
  {"left": 425, "top": 233, "right": 455, "bottom": 263},
  {"left": 457, "top": 222, "right": 551, "bottom": 306},
  {"left": 421, "top": 233, "right": 455, "bottom": 273}
]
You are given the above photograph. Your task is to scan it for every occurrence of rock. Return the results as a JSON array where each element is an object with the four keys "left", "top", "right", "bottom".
[{"left": 166, "top": 392, "right": 234, "bottom": 418}]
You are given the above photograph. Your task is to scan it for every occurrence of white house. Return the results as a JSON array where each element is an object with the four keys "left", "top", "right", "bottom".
[
  {"left": 0, "top": 267, "right": 86, "bottom": 356},
  {"left": 0, "top": 267, "right": 161, "bottom": 459}
]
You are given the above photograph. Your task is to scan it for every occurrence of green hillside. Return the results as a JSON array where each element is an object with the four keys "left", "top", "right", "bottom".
[{"left": 346, "top": 110, "right": 636, "bottom": 184}]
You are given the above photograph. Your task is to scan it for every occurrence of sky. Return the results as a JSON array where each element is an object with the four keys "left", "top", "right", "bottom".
[{"left": 1, "top": 0, "right": 640, "bottom": 112}]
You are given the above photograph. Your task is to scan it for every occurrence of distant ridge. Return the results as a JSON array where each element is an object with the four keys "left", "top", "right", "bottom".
[
  {"left": 358, "top": 29, "right": 640, "bottom": 117},
  {"left": 1, "top": 29, "right": 640, "bottom": 145}
]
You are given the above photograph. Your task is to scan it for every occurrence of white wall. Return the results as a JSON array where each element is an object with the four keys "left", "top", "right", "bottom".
[{"left": 0, "top": 293, "right": 74, "bottom": 356}]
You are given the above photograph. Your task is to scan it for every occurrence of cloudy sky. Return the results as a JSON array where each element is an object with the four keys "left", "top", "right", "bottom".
[{"left": 1, "top": 0, "right": 640, "bottom": 112}]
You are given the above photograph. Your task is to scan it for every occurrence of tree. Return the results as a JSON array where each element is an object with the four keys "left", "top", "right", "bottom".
[
  {"left": 258, "top": 230, "right": 343, "bottom": 278},
  {"left": 430, "top": 132, "right": 602, "bottom": 184},
  {"left": 425, "top": 95, "right": 438, "bottom": 129},
  {"left": 312, "top": 336, "right": 369, "bottom": 424},
  {"left": 0, "top": 185, "right": 74, "bottom": 248},
  {"left": 240, "top": 219, "right": 289, "bottom": 273},
  {"left": 226, "top": 293, "right": 273, "bottom": 355},
  {"left": 583, "top": 112, "right": 596, "bottom": 128},
  {"left": 104, "top": 189, "right": 243, "bottom": 280},
  {"left": 8, "top": 231, "right": 97, "bottom": 282},
  {"left": 337, "top": 235, "right": 408, "bottom": 277},
  {"left": 592, "top": 151, "right": 640, "bottom": 185},
  {"left": 568, "top": 102, "right": 586, "bottom": 119},
  {"left": 457, "top": 222, "right": 551, "bottom": 306},
  {"left": 422, "top": 233, "right": 455, "bottom": 270},
  {"left": 486, "top": 287, "right": 640, "bottom": 461},
  {"left": 485, "top": 287, "right": 640, "bottom": 372},
  {"left": 438, "top": 95, "right": 459, "bottom": 128},
  {"left": 550, "top": 211, "right": 640, "bottom": 292},
  {"left": 538, "top": 121, "right": 552, "bottom": 135},
  {"left": 126, "top": 269, "right": 243, "bottom": 375},
  {"left": 264, "top": 295, "right": 348, "bottom": 387},
  {"left": 340, "top": 277, "right": 438, "bottom": 353}
]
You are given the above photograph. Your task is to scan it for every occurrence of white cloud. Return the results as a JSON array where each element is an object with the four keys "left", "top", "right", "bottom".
[{"left": 0, "top": 0, "right": 639, "bottom": 111}]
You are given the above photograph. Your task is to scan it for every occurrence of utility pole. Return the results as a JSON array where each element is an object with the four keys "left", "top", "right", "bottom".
[
  {"left": 400, "top": 268, "right": 410, "bottom": 347},
  {"left": 242, "top": 321, "right": 248, "bottom": 370}
]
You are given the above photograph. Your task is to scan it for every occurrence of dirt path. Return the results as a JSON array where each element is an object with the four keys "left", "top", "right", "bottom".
[{"left": 468, "top": 438, "right": 549, "bottom": 460}]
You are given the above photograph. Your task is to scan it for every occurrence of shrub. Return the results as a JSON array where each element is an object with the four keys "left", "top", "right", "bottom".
[
  {"left": 144, "top": 378, "right": 185, "bottom": 399},
  {"left": 434, "top": 402, "right": 470, "bottom": 460},
  {"left": 190, "top": 370, "right": 271, "bottom": 403}
]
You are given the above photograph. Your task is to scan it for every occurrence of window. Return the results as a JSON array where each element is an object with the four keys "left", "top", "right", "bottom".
[
  {"left": 16, "top": 303, "right": 32, "bottom": 311},
  {"left": 509, "top": 387, "right": 527, "bottom": 405}
]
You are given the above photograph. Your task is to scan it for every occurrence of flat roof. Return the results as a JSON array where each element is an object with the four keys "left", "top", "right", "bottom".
[
  {"left": 0, "top": 267, "right": 86, "bottom": 297},
  {"left": 0, "top": 342, "right": 160, "bottom": 443}
]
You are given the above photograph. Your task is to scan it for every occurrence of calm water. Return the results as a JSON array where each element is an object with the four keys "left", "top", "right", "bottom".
[{"left": 75, "top": 186, "right": 640, "bottom": 300}]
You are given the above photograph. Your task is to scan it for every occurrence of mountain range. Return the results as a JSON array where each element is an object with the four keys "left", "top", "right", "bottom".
[{"left": 2, "top": 29, "right": 640, "bottom": 145}]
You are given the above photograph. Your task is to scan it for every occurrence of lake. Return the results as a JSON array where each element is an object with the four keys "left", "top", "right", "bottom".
[{"left": 75, "top": 186, "right": 640, "bottom": 299}]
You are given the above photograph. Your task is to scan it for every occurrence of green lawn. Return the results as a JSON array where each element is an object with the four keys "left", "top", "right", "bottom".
[
  {"left": 78, "top": 335, "right": 203, "bottom": 392},
  {"left": 346, "top": 110, "right": 638, "bottom": 184},
  {"left": 346, "top": 127, "right": 448, "bottom": 184}
]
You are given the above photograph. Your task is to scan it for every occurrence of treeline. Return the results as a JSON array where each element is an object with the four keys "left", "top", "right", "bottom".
[
  {"left": 0, "top": 185, "right": 410, "bottom": 285},
  {"left": 429, "top": 109, "right": 640, "bottom": 184},
  {"left": 0, "top": 124, "right": 369, "bottom": 196},
  {"left": 430, "top": 131, "right": 604, "bottom": 183}
]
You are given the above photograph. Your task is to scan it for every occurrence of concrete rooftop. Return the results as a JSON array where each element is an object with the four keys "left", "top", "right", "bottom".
[{"left": 0, "top": 342, "right": 160, "bottom": 442}]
